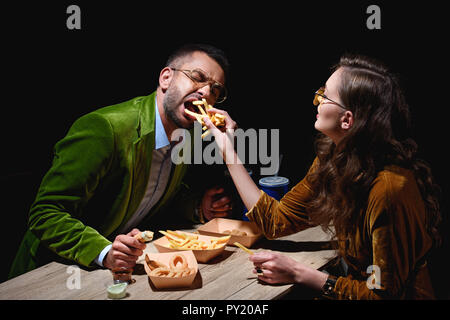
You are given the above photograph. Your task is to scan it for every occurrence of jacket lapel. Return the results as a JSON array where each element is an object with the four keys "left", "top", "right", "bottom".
[
  {"left": 117, "top": 93, "right": 156, "bottom": 232},
  {"left": 116, "top": 92, "right": 190, "bottom": 232}
]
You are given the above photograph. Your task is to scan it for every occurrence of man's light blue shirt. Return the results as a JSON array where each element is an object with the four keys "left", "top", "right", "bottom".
[{"left": 154, "top": 101, "right": 170, "bottom": 149}]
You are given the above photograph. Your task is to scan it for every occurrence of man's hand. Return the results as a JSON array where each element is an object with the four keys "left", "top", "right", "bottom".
[
  {"left": 103, "top": 228, "right": 146, "bottom": 270},
  {"left": 201, "top": 186, "right": 233, "bottom": 221}
]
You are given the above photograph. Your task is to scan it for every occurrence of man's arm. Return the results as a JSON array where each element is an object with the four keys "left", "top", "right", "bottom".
[{"left": 28, "top": 112, "right": 115, "bottom": 267}]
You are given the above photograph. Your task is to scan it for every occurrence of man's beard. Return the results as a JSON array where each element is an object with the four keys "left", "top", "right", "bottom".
[{"left": 163, "top": 85, "right": 193, "bottom": 129}]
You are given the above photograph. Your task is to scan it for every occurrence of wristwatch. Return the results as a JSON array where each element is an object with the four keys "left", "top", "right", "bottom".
[{"left": 322, "top": 274, "right": 337, "bottom": 297}]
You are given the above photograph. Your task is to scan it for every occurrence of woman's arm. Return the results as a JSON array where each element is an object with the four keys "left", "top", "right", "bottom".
[
  {"left": 202, "top": 112, "right": 261, "bottom": 210},
  {"left": 202, "top": 111, "right": 315, "bottom": 238}
]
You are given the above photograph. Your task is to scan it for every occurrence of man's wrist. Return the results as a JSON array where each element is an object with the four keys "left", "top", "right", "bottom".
[{"left": 95, "top": 244, "right": 112, "bottom": 268}]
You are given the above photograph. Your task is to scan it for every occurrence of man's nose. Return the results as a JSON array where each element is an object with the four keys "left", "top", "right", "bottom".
[{"left": 195, "top": 83, "right": 214, "bottom": 100}]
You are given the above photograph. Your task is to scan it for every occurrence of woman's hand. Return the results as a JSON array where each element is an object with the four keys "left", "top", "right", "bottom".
[
  {"left": 249, "top": 251, "right": 328, "bottom": 290},
  {"left": 204, "top": 107, "right": 237, "bottom": 133},
  {"left": 202, "top": 108, "right": 237, "bottom": 162}
]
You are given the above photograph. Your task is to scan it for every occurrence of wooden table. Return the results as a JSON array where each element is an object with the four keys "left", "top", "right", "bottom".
[{"left": 0, "top": 226, "right": 337, "bottom": 300}]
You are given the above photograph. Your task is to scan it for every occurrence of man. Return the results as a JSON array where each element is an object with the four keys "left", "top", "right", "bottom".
[{"left": 9, "top": 43, "right": 236, "bottom": 278}]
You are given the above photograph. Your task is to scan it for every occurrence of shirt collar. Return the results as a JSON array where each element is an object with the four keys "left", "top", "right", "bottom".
[{"left": 154, "top": 97, "right": 170, "bottom": 150}]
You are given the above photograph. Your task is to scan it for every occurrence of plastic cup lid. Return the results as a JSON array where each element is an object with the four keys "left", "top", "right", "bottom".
[{"left": 259, "top": 176, "right": 289, "bottom": 187}]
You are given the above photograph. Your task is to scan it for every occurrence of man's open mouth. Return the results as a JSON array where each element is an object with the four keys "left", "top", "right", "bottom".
[
  {"left": 184, "top": 101, "right": 198, "bottom": 113},
  {"left": 183, "top": 100, "right": 202, "bottom": 120}
]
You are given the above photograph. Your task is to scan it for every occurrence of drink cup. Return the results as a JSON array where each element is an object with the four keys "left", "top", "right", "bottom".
[{"left": 258, "top": 176, "right": 290, "bottom": 201}]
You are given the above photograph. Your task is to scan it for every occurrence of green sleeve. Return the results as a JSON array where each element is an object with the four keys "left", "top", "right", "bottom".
[{"left": 28, "top": 112, "right": 114, "bottom": 267}]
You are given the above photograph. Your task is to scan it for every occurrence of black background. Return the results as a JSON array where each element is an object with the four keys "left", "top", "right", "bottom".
[{"left": 1, "top": 1, "right": 449, "bottom": 298}]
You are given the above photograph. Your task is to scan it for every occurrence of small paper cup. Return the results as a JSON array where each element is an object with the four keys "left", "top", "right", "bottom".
[
  {"left": 153, "top": 231, "right": 227, "bottom": 263},
  {"left": 197, "top": 218, "right": 263, "bottom": 248},
  {"left": 144, "top": 251, "right": 198, "bottom": 289}
]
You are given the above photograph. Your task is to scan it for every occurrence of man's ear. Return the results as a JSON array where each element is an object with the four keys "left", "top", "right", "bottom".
[
  {"left": 159, "top": 67, "right": 173, "bottom": 91},
  {"left": 341, "top": 110, "right": 354, "bottom": 130}
]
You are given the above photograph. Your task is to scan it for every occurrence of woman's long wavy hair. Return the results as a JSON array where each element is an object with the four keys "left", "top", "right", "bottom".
[{"left": 307, "top": 54, "right": 441, "bottom": 250}]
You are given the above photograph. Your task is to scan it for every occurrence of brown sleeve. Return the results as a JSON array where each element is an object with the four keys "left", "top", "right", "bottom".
[{"left": 245, "top": 159, "right": 318, "bottom": 239}]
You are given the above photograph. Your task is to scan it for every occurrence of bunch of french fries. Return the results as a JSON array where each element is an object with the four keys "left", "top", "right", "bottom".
[
  {"left": 184, "top": 99, "right": 226, "bottom": 138},
  {"left": 160, "top": 230, "right": 230, "bottom": 250}
]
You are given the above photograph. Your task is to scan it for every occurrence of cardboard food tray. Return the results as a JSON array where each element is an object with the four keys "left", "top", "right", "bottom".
[
  {"left": 153, "top": 231, "right": 227, "bottom": 263},
  {"left": 197, "top": 218, "right": 263, "bottom": 248},
  {"left": 144, "top": 251, "right": 198, "bottom": 289}
]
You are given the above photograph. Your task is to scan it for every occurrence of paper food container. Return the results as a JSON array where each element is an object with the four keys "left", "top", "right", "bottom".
[
  {"left": 153, "top": 231, "right": 227, "bottom": 263},
  {"left": 197, "top": 218, "right": 263, "bottom": 248},
  {"left": 144, "top": 251, "right": 198, "bottom": 289}
]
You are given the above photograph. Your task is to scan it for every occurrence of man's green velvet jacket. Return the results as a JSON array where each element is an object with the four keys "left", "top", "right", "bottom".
[{"left": 9, "top": 92, "right": 193, "bottom": 278}]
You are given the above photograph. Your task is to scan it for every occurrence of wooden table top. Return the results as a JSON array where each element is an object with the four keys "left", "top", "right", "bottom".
[{"left": 0, "top": 226, "right": 337, "bottom": 300}]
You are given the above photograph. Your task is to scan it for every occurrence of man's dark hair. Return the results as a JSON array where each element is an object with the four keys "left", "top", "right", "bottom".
[{"left": 165, "top": 43, "right": 230, "bottom": 81}]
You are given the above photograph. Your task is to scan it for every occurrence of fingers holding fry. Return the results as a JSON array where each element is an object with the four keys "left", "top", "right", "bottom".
[
  {"left": 207, "top": 107, "right": 237, "bottom": 130},
  {"left": 184, "top": 100, "right": 230, "bottom": 139}
]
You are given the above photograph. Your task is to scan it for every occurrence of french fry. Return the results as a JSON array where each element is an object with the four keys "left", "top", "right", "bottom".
[
  {"left": 184, "top": 109, "right": 205, "bottom": 124},
  {"left": 184, "top": 100, "right": 226, "bottom": 139},
  {"left": 166, "top": 230, "right": 187, "bottom": 240},
  {"left": 186, "top": 234, "right": 199, "bottom": 241},
  {"left": 159, "top": 230, "right": 182, "bottom": 242},
  {"left": 197, "top": 104, "right": 207, "bottom": 116},
  {"left": 215, "top": 235, "right": 232, "bottom": 244},
  {"left": 167, "top": 238, "right": 182, "bottom": 248},
  {"left": 201, "top": 130, "right": 211, "bottom": 139},
  {"left": 234, "top": 242, "right": 254, "bottom": 255},
  {"left": 160, "top": 230, "right": 229, "bottom": 250}
]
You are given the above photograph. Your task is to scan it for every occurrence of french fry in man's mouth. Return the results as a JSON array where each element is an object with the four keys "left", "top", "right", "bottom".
[{"left": 184, "top": 98, "right": 226, "bottom": 138}]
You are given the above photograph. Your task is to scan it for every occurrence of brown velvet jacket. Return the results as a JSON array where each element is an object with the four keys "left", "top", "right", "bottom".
[{"left": 246, "top": 159, "right": 435, "bottom": 299}]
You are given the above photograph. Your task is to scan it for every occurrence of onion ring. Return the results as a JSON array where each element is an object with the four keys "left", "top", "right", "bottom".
[
  {"left": 181, "top": 268, "right": 195, "bottom": 276},
  {"left": 147, "top": 254, "right": 195, "bottom": 278},
  {"left": 145, "top": 254, "right": 169, "bottom": 271},
  {"left": 169, "top": 254, "right": 188, "bottom": 271},
  {"left": 172, "top": 271, "right": 183, "bottom": 278},
  {"left": 149, "top": 267, "right": 171, "bottom": 277}
]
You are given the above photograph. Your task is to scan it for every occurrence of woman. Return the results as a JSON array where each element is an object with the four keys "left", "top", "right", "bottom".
[{"left": 203, "top": 54, "right": 441, "bottom": 299}]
